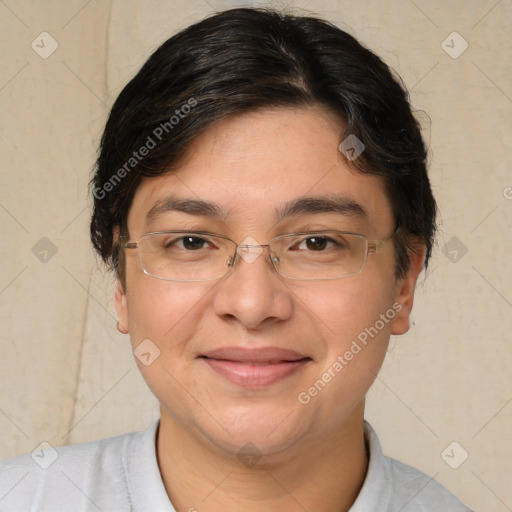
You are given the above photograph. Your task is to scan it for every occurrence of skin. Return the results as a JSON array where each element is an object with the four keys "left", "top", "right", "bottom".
[{"left": 115, "top": 106, "right": 425, "bottom": 512}]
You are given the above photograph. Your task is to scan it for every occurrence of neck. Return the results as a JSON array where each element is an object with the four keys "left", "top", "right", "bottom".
[{"left": 156, "top": 405, "right": 369, "bottom": 512}]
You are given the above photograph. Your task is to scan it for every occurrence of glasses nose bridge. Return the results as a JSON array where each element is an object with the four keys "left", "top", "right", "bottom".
[
  {"left": 231, "top": 241, "right": 278, "bottom": 270},
  {"left": 236, "top": 242, "right": 270, "bottom": 250}
]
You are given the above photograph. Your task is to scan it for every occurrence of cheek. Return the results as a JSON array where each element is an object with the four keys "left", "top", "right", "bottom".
[
  {"left": 293, "top": 288, "right": 395, "bottom": 429},
  {"left": 125, "top": 274, "right": 214, "bottom": 352},
  {"left": 124, "top": 277, "right": 215, "bottom": 418},
  {"left": 323, "top": 291, "right": 393, "bottom": 378},
  {"left": 294, "top": 275, "right": 396, "bottom": 399},
  {"left": 295, "top": 269, "right": 397, "bottom": 345}
]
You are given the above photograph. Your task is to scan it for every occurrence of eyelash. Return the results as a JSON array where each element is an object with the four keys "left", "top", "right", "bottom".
[{"left": 162, "top": 233, "right": 346, "bottom": 251}]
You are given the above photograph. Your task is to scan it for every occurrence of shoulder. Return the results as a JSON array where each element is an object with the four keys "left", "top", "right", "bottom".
[
  {"left": 350, "top": 422, "right": 472, "bottom": 512},
  {"left": 0, "top": 424, "right": 158, "bottom": 512},
  {"left": 384, "top": 455, "right": 471, "bottom": 511}
]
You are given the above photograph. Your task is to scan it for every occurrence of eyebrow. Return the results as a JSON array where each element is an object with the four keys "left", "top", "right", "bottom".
[
  {"left": 145, "top": 194, "right": 367, "bottom": 223},
  {"left": 145, "top": 195, "right": 225, "bottom": 223},
  {"left": 275, "top": 195, "right": 367, "bottom": 222}
]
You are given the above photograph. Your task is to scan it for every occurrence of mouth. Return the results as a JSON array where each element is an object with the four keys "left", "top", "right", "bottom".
[{"left": 198, "top": 347, "right": 312, "bottom": 389}]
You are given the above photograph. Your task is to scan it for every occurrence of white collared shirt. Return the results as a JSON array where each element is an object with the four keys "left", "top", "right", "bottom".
[{"left": 0, "top": 421, "right": 471, "bottom": 511}]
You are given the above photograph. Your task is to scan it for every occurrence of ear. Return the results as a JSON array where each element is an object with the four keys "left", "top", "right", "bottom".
[
  {"left": 114, "top": 279, "right": 129, "bottom": 334},
  {"left": 390, "top": 244, "right": 426, "bottom": 335}
]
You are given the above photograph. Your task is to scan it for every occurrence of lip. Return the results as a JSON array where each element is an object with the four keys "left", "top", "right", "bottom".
[{"left": 199, "top": 347, "right": 311, "bottom": 389}]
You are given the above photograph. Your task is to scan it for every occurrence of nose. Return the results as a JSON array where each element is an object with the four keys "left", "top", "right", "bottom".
[{"left": 212, "top": 242, "right": 293, "bottom": 330}]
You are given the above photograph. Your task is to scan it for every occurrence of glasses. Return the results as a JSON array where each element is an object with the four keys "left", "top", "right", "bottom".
[{"left": 121, "top": 229, "right": 397, "bottom": 282}]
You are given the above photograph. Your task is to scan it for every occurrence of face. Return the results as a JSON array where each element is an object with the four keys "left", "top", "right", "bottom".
[{"left": 115, "top": 106, "right": 422, "bottom": 457}]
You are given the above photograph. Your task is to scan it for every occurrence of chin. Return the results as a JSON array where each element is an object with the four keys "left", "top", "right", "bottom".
[{"left": 194, "top": 403, "right": 311, "bottom": 459}]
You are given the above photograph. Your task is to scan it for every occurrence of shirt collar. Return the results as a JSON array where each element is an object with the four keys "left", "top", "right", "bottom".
[
  {"left": 125, "top": 420, "right": 176, "bottom": 512},
  {"left": 127, "top": 420, "right": 390, "bottom": 512},
  {"left": 348, "top": 420, "right": 391, "bottom": 511}
]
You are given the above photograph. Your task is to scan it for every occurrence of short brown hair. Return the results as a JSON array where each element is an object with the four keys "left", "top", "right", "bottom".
[{"left": 90, "top": 7, "right": 436, "bottom": 282}]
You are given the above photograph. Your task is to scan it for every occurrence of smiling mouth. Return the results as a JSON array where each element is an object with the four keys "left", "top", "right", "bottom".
[{"left": 198, "top": 347, "right": 312, "bottom": 388}]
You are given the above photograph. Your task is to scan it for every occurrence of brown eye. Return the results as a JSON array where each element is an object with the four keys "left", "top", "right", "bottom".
[
  {"left": 162, "top": 235, "right": 209, "bottom": 250},
  {"left": 181, "top": 236, "right": 207, "bottom": 250},
  {"left": 305, "top": 237, "right": 328, "bottom": 251},
  {"left": 292, "top": 234, "right": 348, "bottom": 253}
]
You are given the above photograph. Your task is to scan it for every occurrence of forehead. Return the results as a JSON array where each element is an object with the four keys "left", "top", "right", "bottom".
[{"left": 127, "top": 107, "right": 394, "bottom": 235}]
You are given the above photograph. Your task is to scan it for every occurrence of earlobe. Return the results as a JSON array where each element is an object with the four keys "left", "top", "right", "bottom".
[
  {"left": 390, "top": 245, "right": 426, "bottom": 336},
  {"left": 114, "top": 279, "right": 129, "bottom": 334}
]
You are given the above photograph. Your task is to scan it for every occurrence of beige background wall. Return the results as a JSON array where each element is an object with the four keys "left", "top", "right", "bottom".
[{"left": 1, "top": 1, "right": 511, "bottom": 510}]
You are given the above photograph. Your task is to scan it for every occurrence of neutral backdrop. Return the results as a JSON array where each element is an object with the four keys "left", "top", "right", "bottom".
[{"left": 1, "top": 1, "right": 511, "bottom": 510}]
